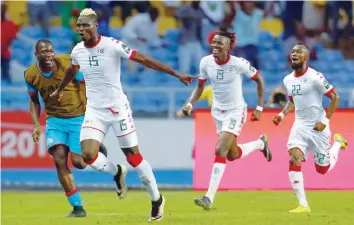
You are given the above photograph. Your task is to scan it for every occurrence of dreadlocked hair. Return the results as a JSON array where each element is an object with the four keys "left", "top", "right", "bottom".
[{"left": 215, "top": 26, "right": 236, "bottom": 49}]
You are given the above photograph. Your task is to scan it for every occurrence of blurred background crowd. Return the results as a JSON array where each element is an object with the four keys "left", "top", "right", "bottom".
[{"left": 1, "top": 0, "right": 354, "bottom": 117}]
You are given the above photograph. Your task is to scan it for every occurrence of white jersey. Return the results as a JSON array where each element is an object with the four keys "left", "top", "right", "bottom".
[
  {"left": 283, "top": 67, "right": 334, "bottom": 127},
  {"left": 198, "top": 55, "right": 259, "bottom": 110},
  {"left": 71, "top": 35, "right": 136, "bottom": 108}
]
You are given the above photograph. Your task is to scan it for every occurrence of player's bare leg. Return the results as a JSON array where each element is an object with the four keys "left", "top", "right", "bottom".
[
  {"left": 121, "top": 146, "right": 165, "bottom": 222},
  {"left": 70, "top": 144, "right": 109, "bottom": 170},
  {"left": 81, "top": 139, "right": 128, "bottom": 198},
  {"left": 50, "top": 145, "right": 86, "bottom": 217},
  {"left": 227, "top": 135, "right": 272, "bottom": 161},
  {"left": 195, "top": 132, "right": 234, "bottom": 210},
  {"left": 288, "top": 148, "right": 311, "bottom": 213}
]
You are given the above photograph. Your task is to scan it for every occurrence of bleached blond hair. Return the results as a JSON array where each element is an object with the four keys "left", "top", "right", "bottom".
[{"left": 80, "top": 8, "right": 97, "bottom": 17}]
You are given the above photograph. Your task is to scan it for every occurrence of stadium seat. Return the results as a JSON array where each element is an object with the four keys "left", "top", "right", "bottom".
[
  {"left": 174, "top": 92, "right": 190, "bottom": 109},
  {"left": 163, "top": 29, "right": 180, "bottom": 52},
  {"left": 19, "top": 26, "right": 46, "bottom": 39},
  {"left": 158, "top": 16, "right": 177, "bottom": 36},
  {"left": 12, "top": 48, "right": 31, "bottom": 67},
  {"left": 49, "top": 27, "right": 72, "bottom": 39},
  {"left": 258, "top": 31, "right": 274, "bottom": 51},
  {"left": 317, "top": 49, "right": 344, "bottom": 62},
  {"left": 109, "top": 28, "right": 121, "bottom": 40},
  {"left": 259, "top": 18, "right": 284, "bottom": 37},
  {"left": 344, "top": 60, "right": 354, "bottom": 73}
]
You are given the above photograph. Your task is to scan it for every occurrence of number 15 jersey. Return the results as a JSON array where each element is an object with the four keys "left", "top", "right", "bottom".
[
  {"left": 71, "top": 35, "right": 136, "bottom": 109},
  {"left": 283, "top": 67, "right": 334, "bottom": 127}
]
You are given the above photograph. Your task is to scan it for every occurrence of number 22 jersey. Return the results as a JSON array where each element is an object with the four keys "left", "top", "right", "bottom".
[{"left": 283, "top": 67, "right": 334, "bottom": 127}]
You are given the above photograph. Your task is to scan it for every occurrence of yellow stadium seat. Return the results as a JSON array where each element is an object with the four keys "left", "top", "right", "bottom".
[
  {"left": 260, "top": 18, "right": 284, "bottom": 37},
  {"left": 150, "top": 0, "right": 166, "bottom": 16},
  {"left": 6, "top": 1, "right": 28, "bottom": 25},
  {"left": 157, "top": 16, "right": 177, "bottom": 36},
  {"left": 110, "top": 17, "right": 123, "bottom": 28}
]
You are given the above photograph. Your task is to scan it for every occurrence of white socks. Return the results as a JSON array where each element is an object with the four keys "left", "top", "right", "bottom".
[
  {"left": 127, "top": 153, "right": 160, "bottom": 202},
  {"left": 205, "top": 157, "right": 226, "bottom": 203},
  {"left": 328, "top": 141, "right": 341, "bottom": 172},
  {"left": 88, "top": 152, "right": 118, "bottom": 176},
  {"left": 238, "top": 139, "right": 264, "bottom": 159},
  {"left": 289, "top": 170, "right": 309, "bottom": 207}
]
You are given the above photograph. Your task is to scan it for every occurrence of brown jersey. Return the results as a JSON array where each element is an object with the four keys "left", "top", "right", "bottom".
[{"left": 24, "top": 55, "right": 86, "bottom": 118}]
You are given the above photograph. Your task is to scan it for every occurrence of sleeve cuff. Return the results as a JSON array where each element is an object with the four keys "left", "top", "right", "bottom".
[
  {"left": 250, "top": 71, "right": 259, "bottom": 80},
  {"left": 129, "top": 50, "right": 137, "bottom": 60},
  {"left": 198, "top": 78, "right": 207, "bottom": 85},
  {"left": 325, "top": 88, "right": 335, "bottom": 97}
]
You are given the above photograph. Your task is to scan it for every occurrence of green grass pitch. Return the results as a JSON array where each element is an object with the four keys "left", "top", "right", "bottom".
[{"left": 2, "top": 190, "right": 354, "bottom": 225}]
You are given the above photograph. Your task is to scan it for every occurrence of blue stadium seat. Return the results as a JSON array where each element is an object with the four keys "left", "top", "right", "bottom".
[
  {"left": 49, "top": 27, "right": 72, "bottom": 39},
  {"left": 131, "top": 92, "right": 169, "bottom": 113},
  {"left": 49, "top": 38, "right": 72, "bottom": 52},
  {"left": 12, "top": 48, "right": 31, "bottom": 67},
  {"left": 121, "top": 71, "right": 140, "bottom": 86},
  {"left": 137, "top": 71, "right": 163, "bottom": 87},
  {"left": 317, "top": 49, "right": 344, "bottom": 62},
  {"left": 175, "top": 92, "right": 190, "bottom": 109},
  {"left": 163, "top": 29, "right": 180, "bottom": 52},
  {"left": 258, "top": 31, "right": 274, "bottom": 51},
  {"left": 344, "top": 60, "right": 354, "bottom": 73},
  {"left": 109, "top": 28, "right": 121, "bottom": 40},
  {"left": 20, "top": 26, "right": 46, "bottom": 39}
]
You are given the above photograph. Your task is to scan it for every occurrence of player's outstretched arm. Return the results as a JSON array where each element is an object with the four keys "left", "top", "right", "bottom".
[
  {"left": 50, "top": 65, "right": 80, "bottom": 100},
  {"left": 273, "top": 98, "right": 295, "bottom": 126},
  {"left": 180, "top": 80, "right": 206, "bottom": 116},
  {"left": 313, "top": 91, "right": 340, "bottom": 131},
  {"left": 131, "top": 52, "right": 196, "bottom": 86}
]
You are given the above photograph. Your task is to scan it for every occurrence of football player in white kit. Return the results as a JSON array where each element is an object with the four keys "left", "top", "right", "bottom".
[
  {"left": 50, "top": 8, "right": 196, "bottom": 221},
  {"left": 182, "top": 27, "right": 272, "bottom": 210},
  {"left": 272, "top": 44, "right": 348, "bottom": 213}
]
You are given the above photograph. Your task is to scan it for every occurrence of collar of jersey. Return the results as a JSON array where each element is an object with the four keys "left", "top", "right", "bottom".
[
  {"left": 36, "top": 63, "right": 54, "bottom": 78},
  {"left": 214, "top": 54, "right": 231, "bottom": 65},
  {"left": 294, "top": 66, "right": 308, "bottom": 78},
  {"left": 84, "top": 35, "right": 102, "bottom": 48}
]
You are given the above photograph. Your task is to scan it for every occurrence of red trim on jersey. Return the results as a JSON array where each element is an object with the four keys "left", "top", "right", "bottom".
[
  {"left": 65, "top": 189, "right": 78, "bottom": 197},
  {"left": 82, "top": 126, "right": 105, "bottom": 135},
  {"left": 250, "top": 71, "right": 259, "bottom": 80},
  {"left": 325, "top": 88, "right": 335, "bottom": 97},
  {"left": 198, "top": 78, "right": 207, "bottom": 85},
  {"left": 117, "top": 130, "right": 136, "bottom": 137},
  {"left": 84, "top": 35, "right": 102, "bottom": 48},
  {"left": 214, "top": 54, "right": 230, "bottom": 65},
  {"left": 27, "top": 91, "right": 38, "bottom": 97},
  {"left": 294, "top": 66, "right": 308, "bottom": 77},
  {"left": 108, "top": 108, "right": 119, "bottom": 114},
  {"left": 288, "top": 96, "right": 293, "bottom": 101},
  {"left": 129, "top": 50, "right": 136, "bottom": 60}
]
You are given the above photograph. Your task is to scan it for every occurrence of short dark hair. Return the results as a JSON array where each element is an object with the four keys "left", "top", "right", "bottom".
[
  {"left": 215, "top": 26, "right": 236, "bottom": 48},
  {"left": 35, "top": 39, "right": 52, "bottom": 51},
  {"left": 296, "top": 42, "right": 310, "bottom": 50}
]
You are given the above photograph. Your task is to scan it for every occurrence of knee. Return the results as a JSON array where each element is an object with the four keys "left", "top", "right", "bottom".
[
  {"left": 315, "top": 164, "right": 330, "bottom": 175},
  {"left": 81, "top": 150, "right": 97, "bottom": 163},
  {"left": 215, "top": 145, "right": 229, "bottom": 158},
  {"left": 289, "top": 149, "right": 303, "bottom": 166}
]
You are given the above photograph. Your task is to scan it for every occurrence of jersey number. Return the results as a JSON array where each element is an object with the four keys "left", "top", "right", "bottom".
[
  {"left": 89, "top": 56, "right": 99, "bottom": 67},
  {"left": 119, "top": 119, "right": 127, "bottom": 131},
  {"left": 291, "top": 85, "right": 301, "bottom": 96},
  {"left": 228, "top": 119, "right": 237, "bottom": 130},
  {"left": 216, "top": 69, "right": 224, "bottom": 80},
  {"left": 314, "top": 152, "right": 327, "bottom": 165}
]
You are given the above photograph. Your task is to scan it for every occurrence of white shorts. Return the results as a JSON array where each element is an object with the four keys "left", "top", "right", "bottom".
[
  {"left": 211, "top": 107, "right": 247, "bottom": 136},
  {"left": 80, "top": 103, "right": 138, "bottom": 148},
  {"left": 287, "top": 124, "right": 331, "bottom": 166}
]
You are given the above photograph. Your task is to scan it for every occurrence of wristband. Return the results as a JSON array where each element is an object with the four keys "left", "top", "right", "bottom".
[
  {"left": 256, "top": 106, "right": 263, "bottom": 112},
  {"left": 278, "top": 112, "right": 285, "bottom": 119},
  {"left": 321, "top": 117, "right": 329, "bottom": 126},
  {"left": 186, "top": 102, "right": 193, "bottom": 109}
]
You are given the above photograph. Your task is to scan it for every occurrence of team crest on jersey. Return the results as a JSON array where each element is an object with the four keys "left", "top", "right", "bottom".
[
  {"left": 216, "top": 69, "right": 224, "bottom": 80},
  {"left": 97, "top": 48, "right": 107, "bottom": 54}
]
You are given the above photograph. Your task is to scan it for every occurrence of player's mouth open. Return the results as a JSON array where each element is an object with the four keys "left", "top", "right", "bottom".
[
  {"left": 212, "top": 48, "right": 220, "bottom": 55},
  {"left": 291, "top": 57, "right": 299, "bottom": 63}
]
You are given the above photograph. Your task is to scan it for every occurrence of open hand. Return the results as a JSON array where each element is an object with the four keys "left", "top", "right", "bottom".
[{"left": 32, "top": 125, "right": 41, "bottom": 143}]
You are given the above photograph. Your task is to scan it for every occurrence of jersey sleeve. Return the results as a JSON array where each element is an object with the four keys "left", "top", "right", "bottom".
[
  {"left": 71, "top": 50, "right": 79, "bottom": 66},
  {"left": 73, "top": 71, "right": 85, "bottom": 83},
  {"left": 198, "top": 57, "right": 208, "bottom": 85},
  {"left": 239, "top": 58, "right": 258, "bottom": 80},
  {"left": 110, "top": 38, "right": 136, "bottom": 60},
  {"left": 314, "top": 73, "right": 334, "bottom": 96},
  {"left": 24, "top": 74, "right": 38, "bottom": 97}
]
